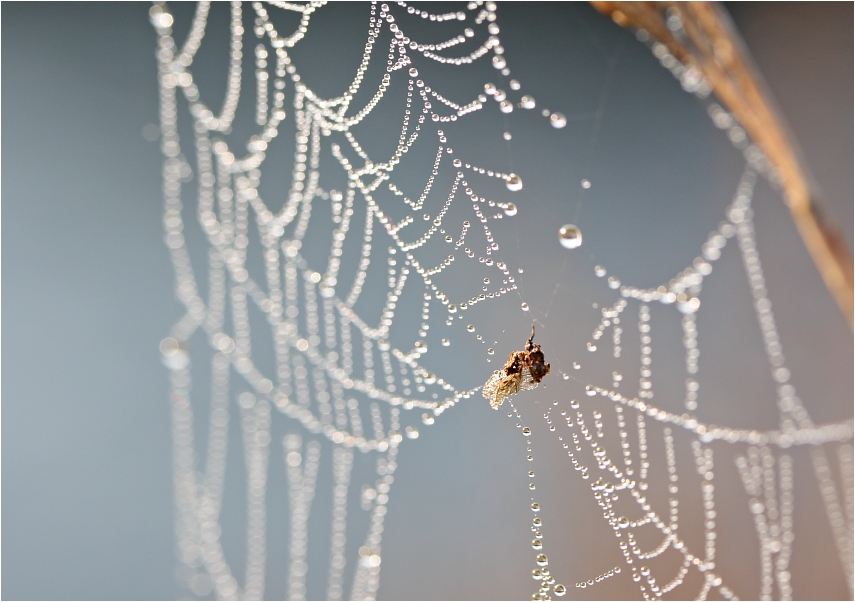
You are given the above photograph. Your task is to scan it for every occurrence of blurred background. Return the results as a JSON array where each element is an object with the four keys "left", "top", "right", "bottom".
[{"left": 3, "top": 2, "right": 851, "bottom": 600}]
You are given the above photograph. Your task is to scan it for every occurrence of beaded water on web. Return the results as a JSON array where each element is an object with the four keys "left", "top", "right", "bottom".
[{"left": 152, "top": 2, "right": 853, "bottom": 600}]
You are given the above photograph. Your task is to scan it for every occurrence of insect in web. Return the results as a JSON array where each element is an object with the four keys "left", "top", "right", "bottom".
[{"left": 482, "top": 325, "right": 551, "bottom": 409}]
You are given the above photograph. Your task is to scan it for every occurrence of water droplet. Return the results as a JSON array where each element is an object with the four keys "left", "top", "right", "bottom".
[
  {"left": 532, "top": 539, "right": 543, "bottom": 550},
  {"left": 499, "top": 100, "right": 513, "bottom": 113},
  {"left": 423, "top": 372, "right": 436, "bottom": 385},
  {"left": 531, "top": 503, "right": 540, "bottom": 512},
  {"left": 487, "top": 348, "right": 495, "bottom": 355},
  {"left": 617, "top": 516, "right": 630, "bottom": 528},
  {"left": 441, "top": 338, "right": 450, "bottom": 347},
  {"left": 505, "top": 173, "right": 523, "bottom": 191},
  {"left": 536, "top": 553, "right": 549, "bottom": 566},
  {"left": 559, "top": 224, "right": 582, "bottom": 249},
  {"left": 585, "top": 386, "right": 596, "bottom": 396},
  {"left": 607, "top": 276, "right": 620, "bottom": 289},
  {"left": 377, "top": 339, "right": 391, "bottom": 351},
  {"left": 503, "top": 202, "right": 518, "bottom": 216},
  {"left": 452, "top": 158, "right": 462, "bottom": 168},
  {"left": 549, "top": 113, "right": 567, "bottom": 128},
  {"left": 422, "top": 413, "right": 435, "bottom": 425},
  {"left": 532, "top": 569, "right": 543, "bottom": 580},
  {"left": 572, "top": 362, "right": 581, "bottom": 370},
  {"left": 554, "top": 584, "right": 567, "bottom": 596},
  {"left": 581, "top": 179, "right": 591, "bottom": 189},
  {"left": 408, "top": 67, "right": 418, "bottom": 77},
  {"left": 521, "top": 302, "right": 530, "bottom": 312},
  {"left": 521, "top": 95, "right": 536, "bottom": 109},
  {"left": 594, "top": 265, "right": 606, "bottom": 277},
  {"left": 586, "top": 341, "right": 597, "bottom": 352},
  {"left": 522, "top": 427, "right": 531, "bottom": 435},
  {"left": 563, "top": 374, "right": 569, "bottom": 380},
  {"left": 503, "top": 131, "right": 512, "bottom": 141},
  {"left": 414, "top": 341, "right": 427, "bottom": 353},
  {"left": 448, "top": 304, "right": 457, "bottom": 314},
  {"left": 492, "top": 55, "right": 507, "bottom": 70},
  {"left": 405, "top": 426, "right": 419, "bottom": 439},
  {"left": 160, "top": 337, "right": 190, "bottom": 370},
  {"left": 612, "top": 371, "right": 622, "bottom": 381},
  {"left": 445, "top": 235, "right": 453, "bottom": 243},
  {"left": 483, "top": 278, "right": 490, "bottom": 284},
  {"left": 467, "top": 324, "right": 475, "bottom": 332},
  {"left": 676, "top": 294, "right": 700, "bottom": 314}
]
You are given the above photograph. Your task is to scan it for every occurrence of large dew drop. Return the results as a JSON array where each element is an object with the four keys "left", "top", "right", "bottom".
[
  {"left": 503, "top": 202, "right": 518, "bottom": 216},
  {"left": 549, "top": 112, "right": 567, "bottom": 128},
  {"left": 558, "top": 224, "right": 582, "bottom": 249},
  {"left": 505, "top": 173, "right": 523, "bottom": 191}
]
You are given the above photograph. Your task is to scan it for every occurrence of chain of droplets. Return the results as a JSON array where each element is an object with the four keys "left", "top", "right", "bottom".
[
  {"left": 151, "top": 0, "right": 576, "bottom": 598},
  {"left": 522, "top": 13, "right": 852, "bottom": 600}
]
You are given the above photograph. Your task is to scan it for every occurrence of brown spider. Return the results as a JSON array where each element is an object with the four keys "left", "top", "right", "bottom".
[{"left": 483, "top": 325, "right": 551, "bottom": 409}]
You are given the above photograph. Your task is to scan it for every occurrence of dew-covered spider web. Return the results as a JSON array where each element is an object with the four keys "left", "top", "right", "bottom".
[{"left": 152, "top": 2, "right": 853, "bottom": 600}]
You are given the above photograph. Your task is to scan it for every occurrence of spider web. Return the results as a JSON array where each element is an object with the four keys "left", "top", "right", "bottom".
[{"left": 151, "top": 2, "right": 854, "bottom": 600}]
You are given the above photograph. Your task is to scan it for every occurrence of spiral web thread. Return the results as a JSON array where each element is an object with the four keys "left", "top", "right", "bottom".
[
  {"left": 152, "top": 2, "right": 854, "bottom": 600},
  {"left": 153, "top": 1, "right": 549, "bottom": 598},
  {"left": 510, "top": 20, "right": 854, "bottom": 602}
]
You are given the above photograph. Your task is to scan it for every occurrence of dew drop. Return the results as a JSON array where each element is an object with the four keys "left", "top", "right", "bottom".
[
  {"left": 521, "top": 95, "right": 536, "bottom": 109},
  {"left": 521, "top": 302, "right": 530, "bottom": 312},
  {"left": 554, "top": 584, "right": 567, "bottom": 596},
  {"left": 483, "top": 278, "right": 490, "bottom": 284},
  {"left": 492, "top": 55, "right": 507, "bottom": 70},
  {"left": 563, "top": 374, "right": 569, "bottom": 380},
  {"left": 503, "top": 202, "right": 518, "bottom": 216},
  {"left": 536, "top": 553, "right": 549, "bottom": 566},
  {"left": 532, "top": 569, "right": 543, "bottom": 580},
  {"left": 531, "top": 503, "right": 540, "bottom": 512},
  {"left": 414, "top": 341, "right": 427, "bottom": 353},
  {"left": 573, "top": 362, "right": 581, "bottom": 370},
  {"left": 522, "top": 427, "right": 531, "bottom": 435},
  {"left": 617, "top": 516, "right": 630, "bottom": 528},
  {"left": 505, "top": 173, "right": 523, "bottom": 192},
  {"left": 586, "top": 341, "right": 597, "bottom": 352},
  {"left": 581, "top": 179, "right": 591, "bottom": 189},
  {"left": 441, "top": 338, "right": 450, "bottom": 347},
  {"left": 423, "top": 372, "right": 436, "bottom": 385},
  {"left": 532, "top": 539, "right": 543, "bottom": 550},
  {"left": 448, "top": 304, "right": 457, "bottom": 314},
  {"left": 549, "top": 112, "right": 567, "bottom": 128},
  {"left": 467, "top": 324, "right": 475, "bottom": 332},
  {"left": 585, "top": 386, "right": 596, "bottom": 396},
  {"left": 503, "top": 131, "right": 512, "bottom": 141},
  {"left": 405, "top": 426, "right": 419, "bottom": 439},
  {"left": 422, "top": 413, "right": 435, "bottom": 425},
  {"left": 445, "top": 235, "right": 453, "bottom": 243},
  {"left": 558, "top": 224, "right": 582, "bottom": 249},
  {"left": 594, "top": 265, "right": 606, "bottom": 277},
  {"left": 487, "top": 348, "right": 495, "bottom": 355},
  {"left": 612, "top": 371, "right": 622, "bottom": 381},
  {"left": 409, "top": 67, "right": 418, "bottom": 77}
]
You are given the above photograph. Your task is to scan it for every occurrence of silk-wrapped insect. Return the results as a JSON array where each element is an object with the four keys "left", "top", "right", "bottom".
[{"left": 483, "top": 325, "right": 551, "bottom": 409}]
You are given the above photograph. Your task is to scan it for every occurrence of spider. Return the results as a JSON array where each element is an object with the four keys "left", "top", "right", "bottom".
[{"left": 482, "top": 325, "right": 551, "bottom": 409}]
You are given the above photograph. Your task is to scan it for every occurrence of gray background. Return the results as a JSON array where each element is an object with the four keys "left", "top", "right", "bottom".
[{"left": 3, "top": 2, "right": 852, "bottom": 600}]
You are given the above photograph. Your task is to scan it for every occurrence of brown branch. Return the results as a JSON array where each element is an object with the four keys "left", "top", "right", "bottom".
[{"left": 590, "top": 1, "right": 854, "bottom": 329}]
